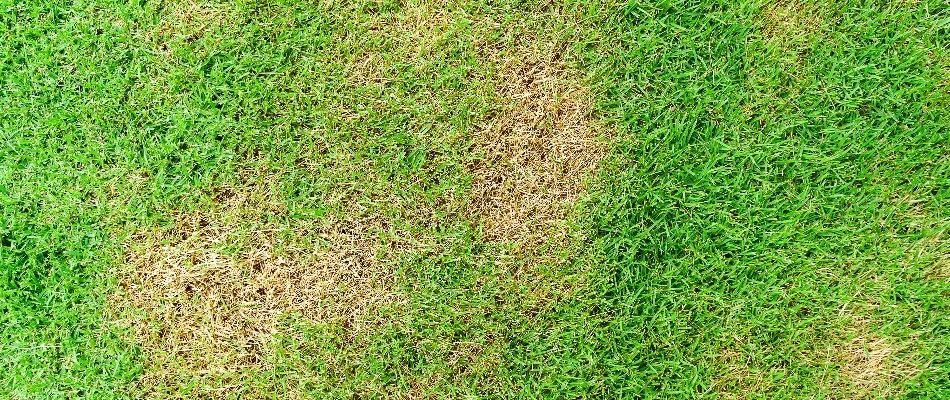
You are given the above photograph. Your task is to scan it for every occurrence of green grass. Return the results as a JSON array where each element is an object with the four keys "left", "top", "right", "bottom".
[{"left": 1, "top": 0, "right": 948, "bottom": 398}]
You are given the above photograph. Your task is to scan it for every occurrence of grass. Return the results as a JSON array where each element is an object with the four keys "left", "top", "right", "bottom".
[{"left": 1, "top": 0, "right": 948, "bottom": 398}]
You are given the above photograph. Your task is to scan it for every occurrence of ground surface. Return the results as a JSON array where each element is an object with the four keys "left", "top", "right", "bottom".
[{"left": 1, "top": 0, "right": 949, "bottom": 398}]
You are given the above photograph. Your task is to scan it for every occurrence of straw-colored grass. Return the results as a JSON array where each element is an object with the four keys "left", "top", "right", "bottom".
[{"left": 111, "top": 170, "right": 404, "bottom": 397}]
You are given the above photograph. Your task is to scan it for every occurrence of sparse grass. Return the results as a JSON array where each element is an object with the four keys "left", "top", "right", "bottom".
[{"left": 1, "top": 0, "right": 948, "bottom": 399}]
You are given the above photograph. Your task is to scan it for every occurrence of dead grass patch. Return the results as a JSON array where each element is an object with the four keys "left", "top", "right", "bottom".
[
  {"left": 114, "top": 3, "right": 607, "bottom": 395},
  {"left": 744, "top": 0, "right": 830, "bottom": 120},
  {"left": 929, "top": 246, "right": 950, "bottom": 280},
  {"left": 910, "top": 228, "right": 950, "bottom": 280},
  {"left": 319, "top": 2, "right": 607, "bottom": 258},
  {"left": 713, "top": 348, "right": 778, "bottom": 399},
  {"left": 822, "top": 312, "right": 921, "bottom": 399},
  {"left": 471, "top": 33, "right": 604, "bottom": 254},
  {"left": 139, "top": 0, "right": 232, "bottom": 56},
  {"left": 343, "top": 1, "right": 465, "bottom": 91},
  {"left": 110, "top": 170, "right": 404, "bottom": 398},
  {"left": 892, "top": 192, "right": 950, "bottom": 280},
  {"left": 760, "top": 0, "right": 828, "bottom": 49},
  {"left": 833, "top": 328, "right": 912, "bottom": 397},
  {"left": 715, "top": 310, "right": 919, "bottom": 398},
  {"left": 344, "top": 2, "right": 607, "bottom": 256}
]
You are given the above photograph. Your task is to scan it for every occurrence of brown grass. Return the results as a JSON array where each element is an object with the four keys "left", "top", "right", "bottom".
[
  {"left": 113, "top": 2, "right": 607, "bottom": 395},
  {"left": 110, "top": 170, "right": 404, "bottom": 398},
  {"left": 714, "top": 305, "right": 920, "bottom": 399},
  {"left": 892, "top": 192, "right": 950, "bottom": 280},
  {"left": 910, "top": 229, "right": 950, "bottom": 281},
  {"left": 470, "top": 31, "right": 604, "bottom": 254},
  {"left": 834, "top": 328, "right": 912, "bottom": 397},
  {"left": 760, "top": 0, "right": 828, "bottom": 48},
  {"left": 930, "top": 247, "right": 950, "bottom": 280},
  {"left": 714, "top": 348, "right": 778, "bottom": 399},
  {"left": 744, "top": 1, "right": 830, "bottom": 119},
  {"left": 345, "top": 3, "right": 457, "bottom": 88},
  {"left": 156, "top": 1, "right": 228, "bottom": 39},
  {"left": 313, "top": 1, "right": 606, "bottom": 257},
  {"left": 821, "top": 309, "right": 920, "bottom": 399},
  {"left": 715, "top": 335, "right": 915, "bottom": 399},
  {"left": 138, "top": 0, "right": 231, "bottom": 57}
]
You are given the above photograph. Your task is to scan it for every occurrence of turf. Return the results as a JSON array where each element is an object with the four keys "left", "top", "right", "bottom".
[{"left": 1, "top": 0, "right": 948, "bottom": 399}]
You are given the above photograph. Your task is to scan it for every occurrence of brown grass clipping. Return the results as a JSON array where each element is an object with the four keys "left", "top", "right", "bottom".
[
  {"left": 110, "top": 171, "right": 403, "bottom": 397},
  {"left": 471, "top": 40, "right": 604, "bottom": 253}
]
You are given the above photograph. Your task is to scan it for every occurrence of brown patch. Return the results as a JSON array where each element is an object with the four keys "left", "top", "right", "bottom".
[
  {"left": 346, "top": 2, "right": 606, "bottom": 255},
  {"left": 760, "top": 1, "right": 827, "bottom": 45},
  {"left": 325, "top": 2, "right": 606, "bottom": 257},
  {"left": 930, "top": 249, "right": 950, "bottom": 280},
  {"left": 110, "top": 170, "right": 404, "bottom": 397},
  {"left": 471, "top": 40, "right": 604, "bottom": 253},
  {"left": 714, "top": 312, "right": 920, "bottom": 398},
  {"left": 745, "top": 1, "right": 829, "bottom": 120},
  {"left": 912, "top": 230, "right": 950, "bottom": 280},
  {"left": 141, "top": 1, "right": 231, "bottom": 56},
  {"left": 113, "top": 3, "right": 608, "bottom": 395},
  {"left": 828, "top": 316, "right": 920, "bottom": 399},
  {"left": 836, "top": 332, "right": 900, "bottom": 396},
  {"left": 713, "top": 349, "right": 778, "bottom": 399},
  {"left": 343, "top": 2, "right": 462, "bottom": 93},
  {"left": 891, "top": 192, "right": 950, "bottom": 280}
]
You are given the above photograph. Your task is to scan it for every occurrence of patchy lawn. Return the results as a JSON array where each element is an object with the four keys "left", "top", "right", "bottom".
[{"left": 2, "top": 0, "right": 948, "bottom": 398}]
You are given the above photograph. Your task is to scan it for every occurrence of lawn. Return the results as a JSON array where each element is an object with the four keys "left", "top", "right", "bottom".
[{"left": 1, "top": 0, "right": 948, "bottom": 398}]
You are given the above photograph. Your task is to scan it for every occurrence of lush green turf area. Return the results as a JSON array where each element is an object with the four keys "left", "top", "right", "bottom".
[
  {"left": 1, "top": 0, "right": 948, "bottom": 398},
  {"left": 577, "top": 1, "right": 950, "bottom": 396}
]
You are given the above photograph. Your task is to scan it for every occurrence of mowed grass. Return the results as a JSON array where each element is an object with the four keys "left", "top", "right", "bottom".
[{"left": 1, "top": 0, "right": 948, "bottom": 399}]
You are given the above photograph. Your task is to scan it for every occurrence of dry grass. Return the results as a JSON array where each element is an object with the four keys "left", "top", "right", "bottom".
[
  {"left": 138, "top": 0, "right": 231, "bottom": 57},
  {"left": 345, "top": 0, "right": 604, "bottom": 275},
  {"left": 112, "top": 3, "right": 607, "bottom": 395},
  {"left": 759, "top": 0, "right": 829, "bottom": 53},
  {"left": 821, "top": 310, "right": 920, "bottom": 399},
  {"left": 753, "top": 0, "right": 831, "bottom": 105},
  {"left": 833, "top": 328, "right": 913, "bottom": 397},
  {"left": 110, "top": 170, "right": 404, "bottom": 398},
  {"left": 345, "top": 3, "right": 457, "bottom": 87},
  {"left": 892, "top": 192, "right": 950, "bottom": 280},
  {"left": 715, "top": 311, "right": 920, "bottom": 399},
  {"left": 930, "top": 246, "right": 950, "bottom": 280},
  {"left": 471, "top": 30, "right": 604, "bottom": 254},
  {"left": 154, "top": 1, "right": 229, "bottom": 40},
  {"left": 714, "top": 348, "right": 778, "bottom": 399},
  {"left": 911, "top": 229, "right": 950, "bottom": 280},
  {"left": 333, "top": 1, "right": 607, "bottom": 257}
]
